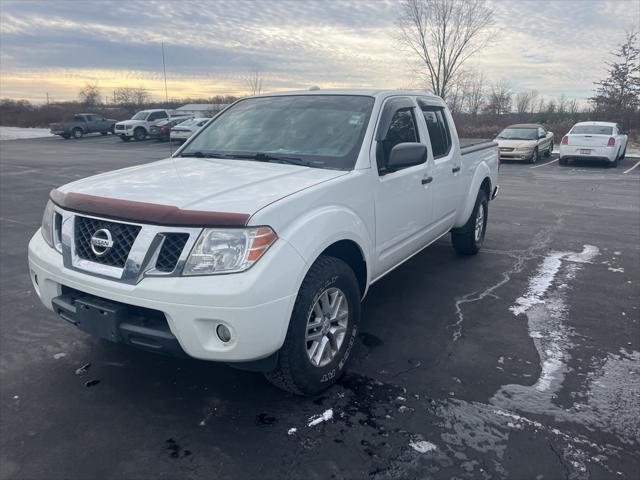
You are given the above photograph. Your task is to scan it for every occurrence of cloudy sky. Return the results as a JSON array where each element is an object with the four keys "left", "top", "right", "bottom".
[{"left": 0, "top": 0, "right": 638, "bottom": 104}]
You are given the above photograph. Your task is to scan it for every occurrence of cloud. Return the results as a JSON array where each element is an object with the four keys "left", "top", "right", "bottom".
[{"left": 0, "top": 0, "right": 638, "bottom": 102}]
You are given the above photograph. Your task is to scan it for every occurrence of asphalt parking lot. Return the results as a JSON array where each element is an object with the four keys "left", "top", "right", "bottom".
[{"left": 1, "top": 134, "right": 639, "bottom": 479}]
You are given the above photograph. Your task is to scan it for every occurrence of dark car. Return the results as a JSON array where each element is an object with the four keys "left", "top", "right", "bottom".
[
  {"left": 49, "top": 114, "right": 117, "bottom": 139},
  {"left": 149, "top": 117, "right": 192, "bottom": 141}
]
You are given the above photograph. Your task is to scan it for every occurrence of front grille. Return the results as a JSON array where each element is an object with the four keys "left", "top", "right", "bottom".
[
  {"left": 155, "top": 233, "right": 189, "bottom": 272},
  {"left": 500, "top": 147, "right": 514, "bottom": 152},
  {"left": 75, "top": 216, "right": 141, "bottom": 268}
]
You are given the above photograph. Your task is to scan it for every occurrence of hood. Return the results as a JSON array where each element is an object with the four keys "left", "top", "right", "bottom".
[
  {"left": 59, "top": 157, "right": 348, "bottom": 217},
  {"left": 116, "top": 119, "right": 146, "bottom": 126},
  {"left": 495, "top": 139, "right": 537, "bottom": 149}
]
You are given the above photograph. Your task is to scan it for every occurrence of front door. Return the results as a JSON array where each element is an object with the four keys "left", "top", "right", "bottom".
[{"left": 373, "top": 97, "right": 434, "bottom": 278}]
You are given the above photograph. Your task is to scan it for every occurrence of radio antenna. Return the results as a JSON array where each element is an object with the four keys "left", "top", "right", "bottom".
[{"left": 161, "top": 42, "right": 173, "bottom": 156}]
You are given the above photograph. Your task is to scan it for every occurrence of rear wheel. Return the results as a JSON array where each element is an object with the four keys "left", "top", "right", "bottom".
[
  {"left": 609, "top": 156, "right": 618, "bottom": 168},
  {"left": 264, "top": 256, "right": 360, "bottom": 395},
  {"left": 451, "top": 189, "right": 488, "bottom": 256},
  {"left": 61, "top": 133, "right": 71, "bottom": 139},
  {"left": 620, "top": 147, "right": 626, "bottom": 160},
  {"left": 72, "top": 128, "right": 83, "bottom": 139},
  {"left": 100, "top": 131, "right": 108, "bottom": 136}
]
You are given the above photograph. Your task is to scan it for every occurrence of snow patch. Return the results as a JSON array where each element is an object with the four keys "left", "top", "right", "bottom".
[
  {"left": 287, "top": 427, "right": 297, "bottom": 435},
  {"left": 307, "top": 409, "right": 333, "bottom": 427},
  {"left": 409, "top": 440, "right": 438, "bottom": 453},
  {"left": 510, "top": 245, "right": 598, "bottom": 316},
  {"left": 0, "top": 127, "right": 53, "bottom": 141},
  {"left": 608, "top": 267, "right": 624, "bottom": 273},
  {"left": 53, "top": 352, "right": 66, "bottom": 359}
]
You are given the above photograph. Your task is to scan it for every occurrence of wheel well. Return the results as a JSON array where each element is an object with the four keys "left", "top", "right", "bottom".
[
  {"left": 321, "top": 240, "right": 367, "bottom": 297},
  {"left": 480, "top": 177, "right": 492, "bottom": 198}
]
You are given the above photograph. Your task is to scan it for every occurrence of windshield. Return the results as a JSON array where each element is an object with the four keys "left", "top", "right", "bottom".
[
  {"left": 496, "top": 128, "right": 538, "bottom": 140},
  {"left": 570, "top": 125, "right": 613, "bottom": 135},
  {"left": 181, "top": 95, "right": 375, "bottom": 170},
  {"left": 131, "top": 111, "right": 149, "bottom": 120}
]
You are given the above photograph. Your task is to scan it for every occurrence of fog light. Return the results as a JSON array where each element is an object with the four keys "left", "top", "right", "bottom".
[{"left": 216, "top": 324, "right": 232, "bottom": 343}]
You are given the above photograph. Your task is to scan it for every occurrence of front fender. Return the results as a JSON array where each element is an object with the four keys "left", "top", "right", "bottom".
[
  {"left": 278, "top": 205, "right": 373, "bottom": 290},
  {"left": 454, "top": 162, "right": 491, "bottom": 228}
]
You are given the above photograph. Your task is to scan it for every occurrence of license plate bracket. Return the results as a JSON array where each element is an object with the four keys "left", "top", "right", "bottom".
[
  {"left": 579, "top": 149, "right": 591, "bottom": 155},
  {"left": 75, "top": 297, "right": 128, "bottom": 342}
]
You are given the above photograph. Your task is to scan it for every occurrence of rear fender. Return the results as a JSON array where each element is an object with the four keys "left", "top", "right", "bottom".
[{"left": 454, "top": 162, "right": 491, "bottom": 228}]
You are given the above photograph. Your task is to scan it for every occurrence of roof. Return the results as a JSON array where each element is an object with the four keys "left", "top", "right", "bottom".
[
  {"left": 507, "top": 123, "right": 543, "bottom": 129},
  {"left": 177, "top": 104, "right": 229, "bottom": 111},
  {"left": 252, "top": 89, "right": 442, "bottom": 101},
  {"left": 573, "top": 121, "right": 617, "bottom": 126}
]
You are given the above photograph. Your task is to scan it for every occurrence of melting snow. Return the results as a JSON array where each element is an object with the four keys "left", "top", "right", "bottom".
[
  {"left": 307, "top": 409, "right": 333, "bottom": 427},
  {"left": 287, "top": 427, "right": 297, "bottom": 435},
  {"left": 409, "top": 440, "right": 438, "bottom": 453},
  {"left": 0, "top": 127, "right": 53, "bottom": 141},
  {"left": 608, "top": 267, "right": 624, "bottom": 273}
]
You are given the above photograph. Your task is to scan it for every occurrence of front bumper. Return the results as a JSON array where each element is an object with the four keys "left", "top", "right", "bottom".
[
  {"left": 499, "top": 150, "right": 534, "bottom": 161},
  {"left": 28, "top": 231, "right": 307, "bottom": 362}
]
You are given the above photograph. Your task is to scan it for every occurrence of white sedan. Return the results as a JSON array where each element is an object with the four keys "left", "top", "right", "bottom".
[
  {"left": 170, "top": 118, "right": 211, "bottom": 143},
  {"left": 559, "top": 121, "right": 629, "bottom": 167}
]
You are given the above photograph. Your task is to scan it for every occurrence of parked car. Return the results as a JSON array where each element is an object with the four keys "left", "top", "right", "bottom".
[
  {"left": 28, "top": 90, "right": 499, "bottom": 395},
  {"left": 494, "top": 123, "right": 554, "bottom": 163},
  {"left": 114, "top": 109, "right": 190, "bottom": 142},
  {"left": 49, "top": 114, "right": 117, "bottom": 139},
  {"left": 170, "top": 117, "right": 211, "bottom": 143},
  {"left": 149, "top": 117, "right": 193, "bottom": 142},
  {"left": 559, "top": 121, "right": 628, "bottom": 167}
]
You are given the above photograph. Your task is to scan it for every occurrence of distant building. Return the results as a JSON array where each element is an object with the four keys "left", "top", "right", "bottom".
[{"left": 176, "top": 104, "right": 229, "bottom": 117}]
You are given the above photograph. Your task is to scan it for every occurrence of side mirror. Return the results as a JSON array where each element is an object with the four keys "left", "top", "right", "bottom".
[{"left": 386, "top": 143, "right": 428, "bottom": 171}]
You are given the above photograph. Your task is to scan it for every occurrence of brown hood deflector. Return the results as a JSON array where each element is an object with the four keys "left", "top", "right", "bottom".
[{"left": 49, "top": 189, "right": 250, "bottom": 227}]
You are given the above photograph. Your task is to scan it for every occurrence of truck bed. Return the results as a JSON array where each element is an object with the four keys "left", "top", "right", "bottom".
[{"left": 459, "top": 138, "right": 497, "bottom": 156}]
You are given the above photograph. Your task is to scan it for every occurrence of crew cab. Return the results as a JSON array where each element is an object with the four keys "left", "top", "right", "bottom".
[
  {"left": 559, "top": 121, "right": 628, "bottom": 167},
  {"left": 114, "top": 109, "right": 190, "bottom": 142},
  {"left": 49, "top": 114, "right": 117, "bottom": 139},
  {"left": 28, "top": 90, "right": 499, "bottom": 395}
]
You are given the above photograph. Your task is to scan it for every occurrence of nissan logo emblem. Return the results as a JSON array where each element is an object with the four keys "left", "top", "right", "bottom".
[{"left": 90, "top": 228, "right": 114, "bottom": 257}]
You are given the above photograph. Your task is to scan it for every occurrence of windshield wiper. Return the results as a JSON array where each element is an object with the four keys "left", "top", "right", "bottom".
[
  {"left": 246, "top": 152, "right": 307, "bottom": 166},
  {"left": 180, "top": 151, "right": 235, "bottom": 159}
]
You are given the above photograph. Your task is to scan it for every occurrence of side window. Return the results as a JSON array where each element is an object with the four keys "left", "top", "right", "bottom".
[
  {"left": 84, "top": 115, "right": 93, "bottom": 122},
  {"left": 377, "top": 108, "right": 419, "bottom": 173},
  {"left": 419, "top": 102, "right": 451, "bottom": 158},
  {"left": 538, "top": 127, "right": 545, "bottom": 138}
]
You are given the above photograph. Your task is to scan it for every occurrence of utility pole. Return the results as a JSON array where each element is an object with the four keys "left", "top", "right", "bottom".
[
  {"left": 161, "top": 42, "right": 169, "bottom": 104},
  {"left": 46, "top": 92, "right": 49, "bottom": 105}
]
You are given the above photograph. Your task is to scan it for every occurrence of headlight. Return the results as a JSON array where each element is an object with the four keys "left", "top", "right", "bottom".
[
  {"left": 41, "top": 200, "right": 55, "bottom": 247},
  {"left": 183, "top": 227, "right": 277, "bottom": 275}
]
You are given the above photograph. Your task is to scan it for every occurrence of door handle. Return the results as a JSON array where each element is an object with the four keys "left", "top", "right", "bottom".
[
  {"left": 452, "top": 166, "right": 461, "bottom": 173},
  {"left": 421, "top": 176, "right": 433, "bottom": 185}
]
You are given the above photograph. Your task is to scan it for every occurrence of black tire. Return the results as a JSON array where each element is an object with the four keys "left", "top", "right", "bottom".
[
  {"left": 133, "top": 127, "right": 146, "bottom": 141},
  {"left": 620, "top": 148, "right": 626, "bottom": 160},
  {"left": 61, "top": 133, "right": 71, "bottom": 139},
  {"left": 529, "top": 147, "right": 539, "bottom": 164},
  {"left": 100, "top": 131, "right": 108, "bottom": 136},
  {"left": 609, "top": 157, "right": 618, "bottom": 168},
  {"left": 559, "top": 157, "right": 568, "bottom": 166},
  {"left": 110, "top": 125, "right": 115, "bottom": 135},
  {"left": 264, "top": 256, "right": 361, "bottom": 395},
  {"left": 451, "top": 189, "right": 488, "bottom": 256},
  {"left": 120, "top": 135, "right": 130, "bottom": 142},
  {"left": 545, "top": 142, "right": 553, "bottom": 157},
  {"left": 72, "top": 128, "right": 83, "bottom": 139}
]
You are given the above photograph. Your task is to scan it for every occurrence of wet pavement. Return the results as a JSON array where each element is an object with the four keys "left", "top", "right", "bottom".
[{"left": 1, "top": 135, "right": 639, "bottom": 479}]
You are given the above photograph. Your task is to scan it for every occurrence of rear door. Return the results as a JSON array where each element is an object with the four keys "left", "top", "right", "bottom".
[
  {"left": 373, "top": 97, "right": 433, "bottom": 277},
  {"left": 418, "top": 98, "right": 459, "bottom": 235}
]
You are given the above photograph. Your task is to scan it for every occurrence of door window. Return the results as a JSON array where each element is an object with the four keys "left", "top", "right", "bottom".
[
  {"left": 418, "top": 102, "right": 451, "bottom": 158},
  {"left": 538, "top": 127, "right": 545, "bottom": 138},
  {"left": 377, "top": 108, "right": 419, "bottom": 173},
  {"left": 148, "top": 111, "right": 167, "bottom": 121}
]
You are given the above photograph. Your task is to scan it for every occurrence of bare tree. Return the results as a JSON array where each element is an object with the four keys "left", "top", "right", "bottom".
[
  {"left": 515, "top": 90, "right": 533, "bottom": 114},
  {"left": 397, "top": 0, "right": 494, "bottom": 99},
  {"left": 113, "top": 87, "right": 150, "bottom": 107},
  {"left": 557, "top": 93, "right": 568, "bottom": 114},
  {"left": 566, "top": 98, "right": 580, "bottom": 116},
  {"left": 465, "top": 70, "right": 486, "bottom": 117},
  {"left": 528, "top": 90, "right": 539, "bottom": 114},
  {"left": 243, "top": 70, "right": 264, "bottom": 96},
  {"left": 79, "top": 82, "right": 101, "bottom": 107},
  {"left": 485, "top": 80, "right": 512, "bottom": 115}
]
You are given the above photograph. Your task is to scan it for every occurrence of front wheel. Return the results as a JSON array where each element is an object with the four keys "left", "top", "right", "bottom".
[
  {"left": 451, "top": 189, "right": 488, "bottom": 256},
  {"left": 133, "top": 128, "right": 146, "bottom": 141},
  {"left": 100, "top": 131, "right": 108, "bottom": 136},
  {"left": 264, "top": 256, "right": 360, "bottom": 395},
  {"left": 545, "top": 142, "right": 553, "bottom": 157},
  {"left": 529, "top": 147, "right": 539, "bottom": 164},
  {"left": 120, "top": 135, "right": 130, "bottom": 142},
  {"left": 72, "top": 128, "right": 83, "bottom": 139}
]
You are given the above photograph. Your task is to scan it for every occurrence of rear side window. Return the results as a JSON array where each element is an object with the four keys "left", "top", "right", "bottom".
[
  {"left": 571, "top": 125, "right": 613, "bottom": 135},
  {"left": 419, "top": 102, "right": 451, "bottom": 157}
]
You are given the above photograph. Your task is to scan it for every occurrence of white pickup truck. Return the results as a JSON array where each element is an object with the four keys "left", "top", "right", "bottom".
[
  {"left": 114, "top": 109, "right": 190, "bottom": 142},
  {"left": 28, "top": 90, "right": 499, "bottom": 395}
]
